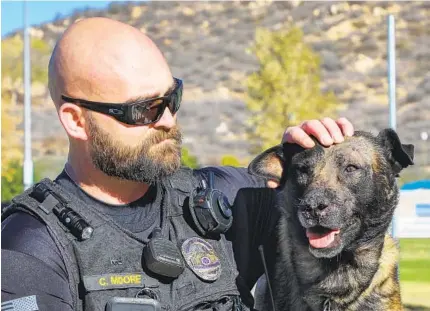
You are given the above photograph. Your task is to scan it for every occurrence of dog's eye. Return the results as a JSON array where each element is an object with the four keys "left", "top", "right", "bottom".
[{"left": 345, "top": 165, "right": 360, "bottom": 173}]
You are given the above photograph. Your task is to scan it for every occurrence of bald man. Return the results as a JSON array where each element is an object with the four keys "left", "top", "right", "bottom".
[{"left": 2, "top": 18, "right": 354, "bottom": 311}]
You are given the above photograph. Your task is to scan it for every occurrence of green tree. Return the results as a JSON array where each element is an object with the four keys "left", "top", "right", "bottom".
[
  {"left": 181, "top": 147, "right": 200, "bottom": 169},
  {"left": 246, "top": 27, "right": 340, "bottom": 153}
]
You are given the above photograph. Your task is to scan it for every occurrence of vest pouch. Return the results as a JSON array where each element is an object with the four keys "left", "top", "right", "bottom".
[
  {"left": 81, "top": 274, "right": 161, "bottom": 311},
  {"left": 190, "top": 295, "right": 242, "bottom": 311},
  {"left": 83, "top": 289, "right": 155, "bottom": 311},
  {"left": 106, "top": 297, "right": 161, "bottom": 311}
]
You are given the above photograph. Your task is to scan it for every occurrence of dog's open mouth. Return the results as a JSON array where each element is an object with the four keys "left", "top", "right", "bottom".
[{"left": 306, "top": 226, "right": 340, "bottom": 249}]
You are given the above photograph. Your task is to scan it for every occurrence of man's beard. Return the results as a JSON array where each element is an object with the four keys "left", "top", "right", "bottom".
[{"left": 87, "top": 115, "right": 182, "bottom": 184}]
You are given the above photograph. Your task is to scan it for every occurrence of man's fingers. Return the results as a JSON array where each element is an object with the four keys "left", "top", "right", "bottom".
[
  {"left": 283, "top": 127, "right": 315, "bottom": 148},
  {"left": 282, "top": 118, "right": 354, "bottom": 149},
  {"left": 336, "top": 117, "right": 354, "bottom": 137},
  {"left": 321, "top": 117, "right": 344, "bottom": 144},
  {"left": 300, "top": 120, "right": 333, "bottom": 146}
]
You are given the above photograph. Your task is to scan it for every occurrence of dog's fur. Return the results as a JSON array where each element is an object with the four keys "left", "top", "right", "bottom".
[{"left": 249, "top": 129, "right": 414, "bottom": 311}]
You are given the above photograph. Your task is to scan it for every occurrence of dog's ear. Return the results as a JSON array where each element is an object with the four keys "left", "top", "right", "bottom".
[
  {"left": 249, "top": 145, "right": 285, "bottom": 182},
  {"left": 377, "top": 128, "right": 414, "bottom": 176},
  {"left": 248, "top": 143, "right": 304, "bottom": 183}
]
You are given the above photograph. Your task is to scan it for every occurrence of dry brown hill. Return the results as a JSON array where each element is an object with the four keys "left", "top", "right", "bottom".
[{"left": 3, "top": 1, "right": 429, "bottom": 177}]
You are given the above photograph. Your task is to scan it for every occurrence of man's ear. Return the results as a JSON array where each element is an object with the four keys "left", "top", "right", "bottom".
[
  {"left": 248, "top": 143, "right": 304, "bottom": 183},
  {"left": 377, "top": 128, "right": 414, "bottom": 176}
]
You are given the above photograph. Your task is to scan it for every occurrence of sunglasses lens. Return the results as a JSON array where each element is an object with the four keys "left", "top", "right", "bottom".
[
  {"left": 168, "top": 94, "right": 178, "bottom": 114},
  {"left": 131, "top": 99, "right": 164, "bottom": 125},
  {"left": 170, "top": 81, "right": 182, "bottom": 114},
  {"left": 130, "top": 79, "right": 182, "bottom": 125}
]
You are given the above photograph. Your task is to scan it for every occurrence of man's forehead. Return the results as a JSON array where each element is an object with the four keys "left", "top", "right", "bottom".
[{"left": 125, "top": 78, "right": 175, "bottom": 103}]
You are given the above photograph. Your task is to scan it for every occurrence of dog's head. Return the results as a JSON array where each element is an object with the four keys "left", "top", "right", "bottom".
[{"left": 249, "top": 129, "right": 414, "bottom": 258}]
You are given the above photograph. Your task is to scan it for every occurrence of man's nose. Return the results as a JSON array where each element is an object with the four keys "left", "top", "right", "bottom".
[{"left": 153, "top": 107, "right": 176, "bottom": 130}]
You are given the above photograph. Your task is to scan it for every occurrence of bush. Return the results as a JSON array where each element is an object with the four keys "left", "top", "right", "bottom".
[
  {"left": 1, "top": 160, "right": 24, "bottom": 202},
  {"left": 181, "top": 147, "right": 200, "bottom": 169},
  {"left": 220, "top": 155, "right": 242, "bottom": 167},
  {"left": 1, "top": 160, "right": 43, "bottom": 202}
]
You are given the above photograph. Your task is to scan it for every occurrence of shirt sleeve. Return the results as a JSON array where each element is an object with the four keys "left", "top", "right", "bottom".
[
  {"left": 228, "top": 188, "right": 279, "bottom": 289},
  {"left": 196, "top": 166, "right": 267, "bottom": 204},
  {"left": 1, "top": 212, "right": 74, "bottom": 311}
]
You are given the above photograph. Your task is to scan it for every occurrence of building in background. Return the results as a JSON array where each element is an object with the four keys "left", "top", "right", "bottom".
[{"left": 395, "top": 180, "right": 430, "bottom": 238}]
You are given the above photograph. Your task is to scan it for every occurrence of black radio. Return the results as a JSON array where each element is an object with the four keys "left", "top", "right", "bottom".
[
  {"left": 189, "top": 171, "right": 233, "bottom": 237},
  {"left": 142, "top": 228, "right": 185, "bottom": 279}
]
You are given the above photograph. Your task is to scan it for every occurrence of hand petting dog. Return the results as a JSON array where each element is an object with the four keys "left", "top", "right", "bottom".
[{"left": 267, "top": 118, "right": 355, "bottom": 189}]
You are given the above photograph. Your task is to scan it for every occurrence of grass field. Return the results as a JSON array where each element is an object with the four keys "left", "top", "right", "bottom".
[{"left": 400, "top": 239, "right": 430, "bottom": 310}]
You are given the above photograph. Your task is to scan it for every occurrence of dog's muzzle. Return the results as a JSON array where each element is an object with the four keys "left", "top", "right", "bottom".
[{"left": 298, "top": 188, "right": 343, "bottom": 227}]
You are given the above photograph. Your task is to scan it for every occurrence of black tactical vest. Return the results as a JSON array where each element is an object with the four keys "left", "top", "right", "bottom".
[{"left": 2, "top": 168, "right": 248, "bottom": 311}]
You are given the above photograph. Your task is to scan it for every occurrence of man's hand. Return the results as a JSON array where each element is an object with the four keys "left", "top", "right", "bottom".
[
  {"left": 282, "top": 117, "right": 354, "bottom": 148},
  {"left": 266, "top": 117, "right": 354, "bottom": 188}
]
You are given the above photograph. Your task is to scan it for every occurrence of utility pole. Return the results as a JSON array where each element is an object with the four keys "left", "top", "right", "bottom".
[
  {"left": 387, "top": 15, "right": 397, "bottom": 238},
  {"left": 23, "top": 0, "right": 34, "bottom": 190},
  {"left": 388, "top": 15, "right": 397, "bottom": 133}
]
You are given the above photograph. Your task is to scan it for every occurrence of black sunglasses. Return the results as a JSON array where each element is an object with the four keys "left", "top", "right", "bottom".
[{"left": 61, "top": 78, "right": 183, "bottom": 125}]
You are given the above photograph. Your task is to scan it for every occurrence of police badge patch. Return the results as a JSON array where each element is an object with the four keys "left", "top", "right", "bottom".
[{"left": 181, "top": 237, "right": 221, "bottom": 281}]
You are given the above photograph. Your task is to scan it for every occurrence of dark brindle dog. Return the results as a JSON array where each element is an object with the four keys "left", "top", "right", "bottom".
[{"left": 249, "top": 129, "right": 413, "bottom": 311}]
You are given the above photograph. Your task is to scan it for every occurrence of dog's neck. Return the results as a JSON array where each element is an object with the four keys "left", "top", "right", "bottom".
[
  {"left": 294, "top": 233, "right": 391, "bottom": 310},
  {"left": 347, "top": 235, "right": 400, "bottom": 309}
]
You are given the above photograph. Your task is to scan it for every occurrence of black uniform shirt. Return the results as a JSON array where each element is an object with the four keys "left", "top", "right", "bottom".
[{"left": 1, "top": 166, "right": 278, "bottom": 310}]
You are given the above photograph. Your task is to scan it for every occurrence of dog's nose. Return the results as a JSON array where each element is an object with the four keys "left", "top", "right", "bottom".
[
  {"left": 316, "top": 203, "right": 328, "bottom": 211},
  {"left": 303, "top": 202, "right": 328, "bottom": 213},
  {"left": 301, "top": 189, "right": 331, "bottom": 216}
]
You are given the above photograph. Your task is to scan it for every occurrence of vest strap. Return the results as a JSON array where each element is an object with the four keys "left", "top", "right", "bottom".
[{"left": 2, "top": 179, "right": 84, "bottom": 311}]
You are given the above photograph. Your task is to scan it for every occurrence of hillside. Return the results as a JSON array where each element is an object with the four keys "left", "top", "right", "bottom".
[{"left": 2, "top": 1, "right": 429, "bottom": 177}]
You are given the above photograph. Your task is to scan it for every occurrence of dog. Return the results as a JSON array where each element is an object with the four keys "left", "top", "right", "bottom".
[{"left": 248, "top": 129, "right": 414, "bottom": 311}]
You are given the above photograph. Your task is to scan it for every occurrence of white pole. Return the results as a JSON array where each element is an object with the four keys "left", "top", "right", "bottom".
[
  {"left": 387, "top": 15, "right": 400, "bottom": 281},
  {"left": 23, "top": 0, "right": 34, "bottom": 190},
  {"left": 387, "top": 15, "right": 397, "bottom": 239},
  {"left": 388, "top": 15, "right": 397, "bottom": 132}
]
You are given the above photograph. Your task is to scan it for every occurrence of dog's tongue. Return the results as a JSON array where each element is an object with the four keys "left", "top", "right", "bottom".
[{"left": 306, "top": 229, "right": 340, "bottom": 248}]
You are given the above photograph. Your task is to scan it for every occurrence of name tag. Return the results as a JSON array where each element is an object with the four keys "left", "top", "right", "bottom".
[{"left": 83, "top": 273, "right": 158, "bottom": 291}]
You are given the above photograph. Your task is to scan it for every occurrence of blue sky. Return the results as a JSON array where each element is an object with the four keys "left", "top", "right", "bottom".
[{"left": 1, "top": 1, "right": 114, "bottom": 38}]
